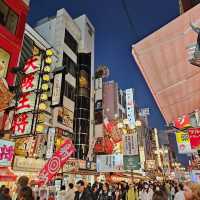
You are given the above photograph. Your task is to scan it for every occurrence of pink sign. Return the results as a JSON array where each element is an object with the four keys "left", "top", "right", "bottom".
[
  {"left": 0, "top": 139, "right": 15, "bottom": 166},
  {"left": 38, "top": 139, "right": 75, "bottom": 186}
]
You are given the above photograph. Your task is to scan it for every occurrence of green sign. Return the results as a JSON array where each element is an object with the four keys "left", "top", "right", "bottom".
[{"left": 123, "top": 155, "right": 141, "bottom": 171}]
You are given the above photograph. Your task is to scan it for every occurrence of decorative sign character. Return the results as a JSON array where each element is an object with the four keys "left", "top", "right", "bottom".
[{"left": 13, "top": 113, "right": 29, "bottom": 134}]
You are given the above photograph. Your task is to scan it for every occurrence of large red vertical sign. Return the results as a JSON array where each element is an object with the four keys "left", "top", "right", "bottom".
[
  {"left": 188, "top": 128, "right": 200, "bottom": 150},
  {"left": 38, "top": 139, "right": 75, "bottom": 186}
]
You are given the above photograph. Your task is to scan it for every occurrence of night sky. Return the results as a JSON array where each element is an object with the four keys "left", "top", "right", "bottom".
[{"left": 28, "top": 0, "right": 180, "bottom": 130}]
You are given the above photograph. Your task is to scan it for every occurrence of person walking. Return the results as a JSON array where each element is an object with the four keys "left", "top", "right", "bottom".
[
  {"left": 0, "top": 188, "right": 11, "bottom": 200},
  {"left": 74, "top": 180, "right": 93, "bottom": 200},
  {"left": 65, "top": 183, "right": 75, "bottom": 200},
  {"left": 126, "top": 184, "right": 138, "bottom": 200},
  {"left": 97, "top": 183, "right": 113, "bottom": 200},
  {"left": 152, "top": 190, "right": 168, "bottom": 200},
  {"left": 174, "top": 183, "right": 185, "bottom": 200}
]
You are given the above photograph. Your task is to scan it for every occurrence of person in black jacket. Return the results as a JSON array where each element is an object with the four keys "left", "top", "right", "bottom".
[
  {"left": 97, "top": 183, "right": 113, "bottom": 200},
  {"left": 74, "top": 180, "right": 93, "bottom": 200}
]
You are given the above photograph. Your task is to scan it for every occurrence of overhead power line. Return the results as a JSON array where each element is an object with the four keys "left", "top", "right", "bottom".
[{"left": 121, "top": 0, "right": 139, "bottom": 40}]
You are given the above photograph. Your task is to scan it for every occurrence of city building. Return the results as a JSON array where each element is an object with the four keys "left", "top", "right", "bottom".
[
  {"left": 179, "top": 0, "right": 200, "bottom": 14},
  {"left": 0, "top": 0, "right": 29, "bottom": 132},
  {"left": 35, "top": 9, "right": 95, "bottom": 159},
  {"left": 132, "top": 4, "right": 200, "bottom": 124},
  {"left": 103, "top": 80, "right": 126, "bottom": 121}
]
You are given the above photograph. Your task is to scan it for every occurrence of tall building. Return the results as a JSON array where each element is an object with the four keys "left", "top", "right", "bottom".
[
  {"left": 35, "top": 9, "right": 95, "bottom": 159},
  {"left": 103, "top": 80, "right": 126, "bottom": 121},
  {"left": 179, "top": 0, "right": 200, "bottom": 14},
  {"left": 0, "top": 0, "right": 29, "bottom": 132}
]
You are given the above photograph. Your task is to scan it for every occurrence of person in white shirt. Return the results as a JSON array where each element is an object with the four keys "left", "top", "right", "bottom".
[
  {"left": 65, "top": 183, "right": 75, "bottom": 200},
  {"left": 174, "top": 183, "right": 185, "bottom": 200}
]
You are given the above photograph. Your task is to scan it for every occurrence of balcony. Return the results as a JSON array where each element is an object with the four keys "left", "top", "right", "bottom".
[{"left": 187, "top": 43, "right": 200, "bottom": 67}]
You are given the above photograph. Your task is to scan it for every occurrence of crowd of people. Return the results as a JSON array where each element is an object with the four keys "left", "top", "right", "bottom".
[{"left": 0, "top": 176, "right": 200, "bottom": 200}]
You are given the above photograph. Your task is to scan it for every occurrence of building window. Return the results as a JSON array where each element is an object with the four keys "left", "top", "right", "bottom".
[
  {"left": 0, "top": 48, "right": 10, "bottom": 78},
  {"left": 0, "top": 0, "right": 18, "bottom": 34},
  {"left": 62, "top": 53, "right": 76, "bottom": 77},
  {"left": 64, "top": 81, "right": 75, "bottom": 101},
  {"left": 64, "top": 29, "right": 78, "bottom": 54},
  {"left": 79, "top": 70, "right": 89, "bottom": 88},
  {"left": 77, "top": 96, "right": 90, "bottom": 110}
]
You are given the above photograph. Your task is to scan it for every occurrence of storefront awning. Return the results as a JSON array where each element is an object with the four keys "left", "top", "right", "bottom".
[
  {"left": 132, "top": 4, "right": 200, "bottom": 123},
  {"left": 0, "top": 167, "right": 17, "bottom": 182}
]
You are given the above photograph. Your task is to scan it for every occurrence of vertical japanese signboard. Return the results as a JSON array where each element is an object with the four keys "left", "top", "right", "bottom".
[
  {"left": 46, "top": 128, "right": 56, "bottom": 159},
  {"left": 123, "top": 134, "right": 138, "bottom": 155},
  {"left": 12, "top": 113, "right": 34, "bottom": 136},
  {"left": 0, "top": 139, "right": 15, "bottom": 166},
  {"left": 176, "top": 132, "right": 192, "bottom": 154},
  {"left": 188, "top": 128, "right": 200, "bottom": 150},
  {"left": 52, "top": 73, "right": 62, "bottom": 106},
  {"left": 125, "top": 89, "right": 135, "bottom": 129}
]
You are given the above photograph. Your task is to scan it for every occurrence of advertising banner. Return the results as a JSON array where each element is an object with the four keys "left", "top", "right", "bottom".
[
  {"left": 23, "top": 55, "right": 41, "bottom": 74},
  {"left": 21, "top": 73, "right": 39, "bottom": 93},
  {"left": 123, "top": 155, "right": 140, "bottom": 171},
  {"left": 13, "top": 156, "right": 45, "bottom": 172},
  {"left": 12, "top": 112, "right": 33, "bottom": 136},
  {"left": 0, "top": 139, "right": 15, "bottom": 166},
  {"left": 15, "top": 137, "right": 35, "bottom": 157},
  {"left": 16, "top": 93, "right": 36, "bottom": 114},
  {"left": 38, "top": 139, "right": 75, "bottom": 186},
  {"left": 46, "top": 128, "right": 56, "bottom": 159},
  {"left": 126, "top": 89, "right": 135, "bottom": 129},
  {"left": 52, "top": 73, "right": 62, "bottom": 106},
  {"left": 174, "top": 115, "right": 190, "bottom": 130},
  {"left": 123, "top": 133, "right": 138, "bottom": 155},
  {"left": 0, "top": 78, "right": 14, "bottom": 111},
  {"left": 188, "top": 128, "right": 200, "bottom": 150},
  {"left": 176, "top": 132, "right": 192, "bottom": 154},
  {"left": 145, "top": 160, "right": 156, "bottom": 170},
  {"left": 96, "top": 154, "right": 123, "bottom": 172}
]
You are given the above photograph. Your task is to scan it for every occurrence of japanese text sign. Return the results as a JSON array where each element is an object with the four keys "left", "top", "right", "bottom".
[
  {"left": 123, "top": 134, "right": 138, "bottom": 155},
  {"left": 12, "top": 113, "right": 33, "bottom": 136},
  {"left": 176, "top": 132, "right": 192, "bottom": 154},
  {"left": 21, "top": 73, "right": 38, "bottom": 93},
  {"left": 38, "top": 139, "right": 75, "bottom": 186},
  {"left": 188, "top": 128, "right": 200, "bottom": 150},
  {"left": 16, "top": 93, "right": 36, "bottom": 114},
  {"left": 23, "top": 56, "right": 41, "bottom": 74},
  {"left": 0, "top": 139, "right": 15, "bottom": 166}
]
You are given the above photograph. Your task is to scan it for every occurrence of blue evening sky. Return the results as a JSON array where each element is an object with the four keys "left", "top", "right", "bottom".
[{"left": 28, "top": 0, "right": 180, "bottom": 130}]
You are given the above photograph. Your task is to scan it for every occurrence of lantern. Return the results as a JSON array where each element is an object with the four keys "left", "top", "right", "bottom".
[
  {"left": 41, "top": 84, "right": 48, "bottom": 91},
  {"left": 44, "top": 66, "right": 51, "bottom": 73},
  {"left": 46, "top": 49, "right": 53, "bottom": 56},
  {"left": 42, "top": 74, "right": 50, "bottom": 82},
  {"left": 39, "top": 103, "right": 47, "bottom": 111}
]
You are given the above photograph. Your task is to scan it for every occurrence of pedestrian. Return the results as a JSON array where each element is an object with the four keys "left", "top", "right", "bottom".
[
  {"left": 152, "top": 190, "right": 168, "bottom": 200},
  {"left": 16, "top": 176, "right": 29, "bottom": 198},
  {"left": 91, "top": 183, "right": 99, "bottom": 200},
  {"left": 74, "top": 180, "right": 93, "bottom": 200},
  {"left": 97, "top": 183, "right": 113, "bottom": 200},
  {"left": 140, "top": 183, "right": 152, "bottom": 200},
  {"left": 174, "top": 183, "right": 185, "bottom": 200},
  {"left": 126, "top": 184, "right": 138, "bottom": 200},
  {"left": 18, "top": 186, "right": 34, "bottom": 200},
  {"left": 0, "top": 187, "right": 11, "bottom": 200},
  {"left": 0, "top": 185, "right": 5, "bottom": 194},
  {"left": 57, "top": 185, "right": 67, "bottom": 200},
  {"left": 184, "top": 183, "right": 200, "bottom": 200},
  {"left": 65, "top": 183, "right": 75, "bottom": 200}
]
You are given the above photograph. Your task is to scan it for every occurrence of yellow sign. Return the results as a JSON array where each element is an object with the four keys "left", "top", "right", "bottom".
[{"left": 176, "top": 132, "right": 190, "bottom": 144}]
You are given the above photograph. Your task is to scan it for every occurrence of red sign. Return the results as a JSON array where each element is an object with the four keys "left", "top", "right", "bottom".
[
  {"left": 174, "top": 115, "right": 190, "bottom": 130},
  {"left": 188, "top": 128, "right": 200, "bottom": 149},
  {"left": 38, "top": 139, "right": 75, "bottom": 186}
]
